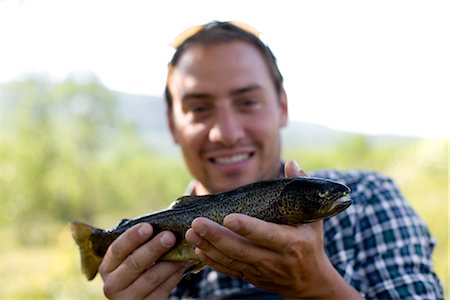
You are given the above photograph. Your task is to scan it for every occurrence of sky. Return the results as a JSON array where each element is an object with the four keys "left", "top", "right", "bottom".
[{"left": 1, "top": 0, "right": 449, "bottom": 138}]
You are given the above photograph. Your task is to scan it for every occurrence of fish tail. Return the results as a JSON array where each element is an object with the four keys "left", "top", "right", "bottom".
[{"left": 69, "top": 221, "right": 103, "bottom": 280}]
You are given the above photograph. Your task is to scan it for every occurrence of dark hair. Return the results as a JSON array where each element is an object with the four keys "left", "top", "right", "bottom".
[{"left": 164, "top": 21, "right": 284, "bottom": 109}]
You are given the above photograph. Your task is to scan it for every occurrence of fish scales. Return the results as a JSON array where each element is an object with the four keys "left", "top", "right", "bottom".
[
  {"left": 115, "top": 180, "right": 287, "bottom": 235},
  {"left": 70, "top": 177, "right": 351, "bottom": 280}
]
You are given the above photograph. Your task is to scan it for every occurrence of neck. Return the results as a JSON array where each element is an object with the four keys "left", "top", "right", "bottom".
[{"left": 192, "top": 161, "right": 285, "bottom": 196}]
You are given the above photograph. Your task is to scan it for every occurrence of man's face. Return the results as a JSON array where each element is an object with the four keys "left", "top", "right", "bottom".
[{"left": 167, "top": 41, "right": 288, "bottom": 194}]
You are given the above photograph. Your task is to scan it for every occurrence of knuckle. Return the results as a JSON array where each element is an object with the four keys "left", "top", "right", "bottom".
[
  {"left": 142, "top": 269, "right": 160, "bottom": 286},
  {"left": 103, "top": 280, "right": 115, "bottom": 299},
  {"left": 109, "top": 240, "right": 123, "bottom": 257},
  {"left": 230, "top": 246, "right": 247, "bottom": 259},
  {"left": 260, "top": 230, "right": 277, "bottom": 246},
  {"left": 198, "top": 239, "right": 213, "bottom": 252},
  {"left": 207, "top": 231, "right": 221, "bottom": 244},
  {"left": 286, "top": 244, "right": 301, "bottom": 258},
  {"left": 258, "top": 259, "right": 277, "bottom": 273},
  {"left": 98, "top": 263, "right": 106, "bottom": 276},
  {"left": 224, "top": 256, "right": 239, "bottom": 268},
  {"left": 125, "top": 254, "right": 141, "bottom": 272},
  {"left": 284, "top": 239, "right": 303, "bottom": 260}
]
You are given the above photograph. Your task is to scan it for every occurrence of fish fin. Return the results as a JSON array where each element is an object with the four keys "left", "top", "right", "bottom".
[
  {"left": 167, "top": 196, "right": 190, "bottom": 208},
  {"left": 69, "top": 221, "right": 103, "bottom": 281},
  {"left": 161, "top": 240, "right": 197, "bottom": 261},
  {"left": 160, "top": 240, "right": 205, "bottom": 275},
  {"left": 183, "top": 261, "right": 206, "bottom": 276},
  {"left": 170, "top": 195, "right": 209, "bottom": 208},
  {"left": 116, "top": 218, "right": 131, "bottom": 227}
]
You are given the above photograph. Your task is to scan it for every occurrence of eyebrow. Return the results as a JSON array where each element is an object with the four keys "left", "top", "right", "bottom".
[
  {"left": 230, "top": 84, "right": 263, "bottom": 97},
  {"left": 182, "top": 84, "right": 263, "bottom": 102},
  {"left": 182, "top": 92, "right": 212, "bottom": 102}
]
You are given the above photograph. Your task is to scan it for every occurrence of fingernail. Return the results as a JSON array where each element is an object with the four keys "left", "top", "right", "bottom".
[
  {"left": 194, "top": 247, "right": 203, "bottom": 256},
  {"left": 292, "top": 160, "right": 301, "bottom": 171},
  {"left": 186, "top": 228, "right": 200, "bottom": 246},
  {"left": 138, "top": 224, "right": 152, "bottom": 237},
  {"left": 196, "top": 224, "right": 207, "bottom": 237},
  {"left": 160, "top": 232, "right": 174, "bottom": 248}
]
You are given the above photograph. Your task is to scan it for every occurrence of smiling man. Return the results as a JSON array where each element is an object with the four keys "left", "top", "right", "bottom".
[
  {"left": 98, "top": 21, "right": 443, "bottom": 300},
  {"left": 167, "top": 40, "right": 287, "bottom": 195}
]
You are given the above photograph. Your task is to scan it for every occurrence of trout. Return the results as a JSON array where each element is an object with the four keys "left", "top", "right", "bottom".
[{"left": 70, "top": 177, "right": 351, "bottom": 280}]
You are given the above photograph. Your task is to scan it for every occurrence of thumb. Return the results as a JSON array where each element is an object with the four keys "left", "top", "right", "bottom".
[{"left": 284, "top": 160, "right": 308, "bottom": 178}]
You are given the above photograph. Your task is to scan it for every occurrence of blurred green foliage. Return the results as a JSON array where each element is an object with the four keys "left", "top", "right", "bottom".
[
  {"left": 2, "top": 76, "right": 190, "bottom": 237},
  {"left": 1, "top": 77, "right": 448, "bottom": 299}
]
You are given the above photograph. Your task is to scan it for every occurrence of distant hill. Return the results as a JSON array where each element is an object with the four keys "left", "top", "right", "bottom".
[
  {"left": 116, "top": 92, "right": 420, "bottom": 153},
  {"left": 3, "top": 81, "right": 420, "bottom": 155}
]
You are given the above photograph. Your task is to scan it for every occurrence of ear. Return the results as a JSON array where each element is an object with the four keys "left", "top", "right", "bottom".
[
  {"left": 167, "top": 108, "right": 179, "bottom": 144},
  {"left": 278, "top": 86, "right": 288, "bottom": 128}
]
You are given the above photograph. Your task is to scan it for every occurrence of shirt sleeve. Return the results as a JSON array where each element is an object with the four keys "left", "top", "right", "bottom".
[{"left": 336, "top": 171, "right": 444, "bottom": 299}]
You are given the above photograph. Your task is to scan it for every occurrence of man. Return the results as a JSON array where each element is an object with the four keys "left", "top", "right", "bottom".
[{"left": 99, "top": 21, "right": 443, "bottom": 299}]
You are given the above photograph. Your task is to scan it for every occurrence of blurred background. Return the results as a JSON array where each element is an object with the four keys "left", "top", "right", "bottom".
[{"left": 1, "top": 0, "right": 448, "bottom": 298}]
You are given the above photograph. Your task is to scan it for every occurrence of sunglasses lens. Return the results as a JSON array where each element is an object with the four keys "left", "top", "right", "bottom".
[
  {"left": 230, "top": 21, "right": 260, "bottom": 37},
  {"left": 171, "top": 21, "right": 260, "bottom": 48},
  {"left": 171, "top": 25, "right": 203, "bottom": 48}
]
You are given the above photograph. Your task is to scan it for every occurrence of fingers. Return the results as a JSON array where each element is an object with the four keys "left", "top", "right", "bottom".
[
  {"left": 142, "top": 262, "right": 191, "bottom": 300},
  {"left": 186, "top": 217, "right": 280, "bottom": 263},
  {"left": 224, "top": 214, "right": 296, "bottom": 252},
  {"left": 130, "top": 261, "right": 188, "bottom": 300},
  {"left": 99, "top": 223, "right": 179, "bottom": 298},
  {"left": 185, "top": 218, "right": 257, "bottom": 278},
  {"left": 284, "top": 159, "right": 307, "bottom": 178},
  {"left": 185, "top": 216, "right": 313, "bottom": 284},
  {"left": 186, "top": 214, "right": 307, "bottom": 260},
  {"left": 193, "top": 247, "right": 256, "bottom": 279},
  {"left": 100, "top": 223, "right": 154, "bottom": 275}
]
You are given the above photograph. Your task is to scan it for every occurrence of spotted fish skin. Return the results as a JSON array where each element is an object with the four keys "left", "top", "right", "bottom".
[{"left": 70, "top": 177, "right": 351, "bottom": 280}]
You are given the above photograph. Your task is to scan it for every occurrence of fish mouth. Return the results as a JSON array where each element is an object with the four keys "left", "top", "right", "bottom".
[{"left": 328, "top": 193, "right": 352, "bottom": 213}]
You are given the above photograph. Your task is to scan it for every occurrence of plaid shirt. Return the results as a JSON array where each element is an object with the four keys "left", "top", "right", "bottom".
[{"left": 169, "top": 169, "right": 443, "bottom": 299}]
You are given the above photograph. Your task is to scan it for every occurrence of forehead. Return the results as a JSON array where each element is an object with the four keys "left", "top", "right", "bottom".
[{"left": 168, "top": 41, "right": 273, "bottom": 94}]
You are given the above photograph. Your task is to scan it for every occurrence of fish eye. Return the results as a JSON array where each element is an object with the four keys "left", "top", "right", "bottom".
[{"left": 318, "top": 191, "right": 329, "bottom": 198}]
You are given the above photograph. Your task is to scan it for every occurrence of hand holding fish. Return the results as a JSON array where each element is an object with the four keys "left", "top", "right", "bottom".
[
  {"left": 185, "top": 160, "right": 362, "bottom": 299},
  {"left": 71, "top": 160, "right": 354, "bottom": 299},
  {"left": 98, "top": 224, "right": 189, "bottom": 299}
]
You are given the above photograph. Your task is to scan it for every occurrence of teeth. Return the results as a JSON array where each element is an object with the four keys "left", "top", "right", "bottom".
[{"left": 214, "top": 153, "right": 249, "bottom": 164}]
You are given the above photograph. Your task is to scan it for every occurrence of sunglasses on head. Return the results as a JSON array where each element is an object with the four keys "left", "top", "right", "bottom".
[{"left": 171, "top": 21, "right": 260, "bottom": 48}]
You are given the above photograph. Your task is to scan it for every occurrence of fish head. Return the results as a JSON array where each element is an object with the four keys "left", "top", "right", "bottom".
[{"left": 277, "top": 177, "right": 351, "bottom": 224}]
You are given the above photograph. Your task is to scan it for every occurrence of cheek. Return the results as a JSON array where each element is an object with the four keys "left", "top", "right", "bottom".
[
  {"left": 249, "top": 111, "right": 283, "bottom": 142},
  {"left": 176, "top": 121, "right": 209, "bottom": 148}
]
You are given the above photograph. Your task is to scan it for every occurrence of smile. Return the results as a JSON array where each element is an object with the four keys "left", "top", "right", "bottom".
[{"left": 211, "top": 153, "right": 252, "bottom": 165}]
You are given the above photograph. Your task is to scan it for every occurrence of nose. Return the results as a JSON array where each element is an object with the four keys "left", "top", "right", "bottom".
[{"left": 208, "top": 106, "right": 245, "bottom": 146}]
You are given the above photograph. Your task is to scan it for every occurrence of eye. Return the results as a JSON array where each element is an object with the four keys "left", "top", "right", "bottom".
[
  {"left": 186, "top": 102, "right": 211, "bottom": 115},
  {"left": 318, "top": 191, "right": 329, "bottom": 198},
  {"left": 237, "top": 98, "right": 261, "bottom": 111},
  {"left": 191, "top": 105, "right": 209, "bottom": 113},
  {"left": 183, "top": 101, "right": 212, "bottom": 121},
  {"left": 242, "top": 98, "right": 256, "bottom": 106}
]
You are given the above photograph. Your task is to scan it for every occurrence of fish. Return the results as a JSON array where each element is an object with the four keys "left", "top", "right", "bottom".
[{"left": 70, "top": 176, "right": 351, "bottom": 280}]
